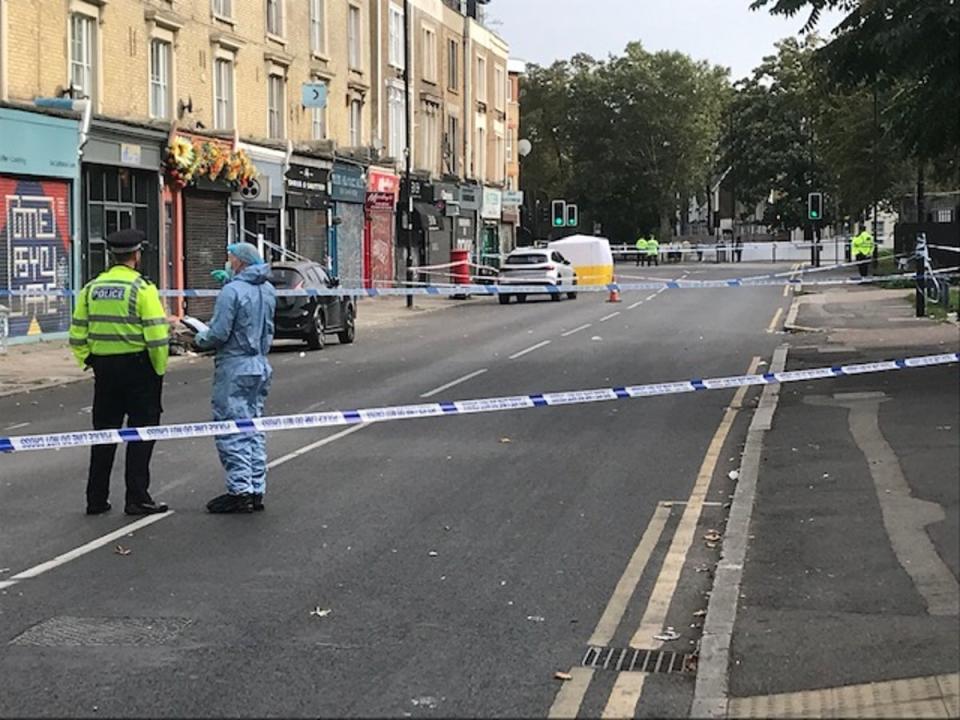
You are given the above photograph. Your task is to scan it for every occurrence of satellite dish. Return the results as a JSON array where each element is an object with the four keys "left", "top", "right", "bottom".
[{"left": 518, "top": 139, "right": 532, "bottom": 158}]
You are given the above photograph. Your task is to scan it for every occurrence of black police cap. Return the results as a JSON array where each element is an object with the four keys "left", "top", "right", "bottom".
[{"left": 105, "top": 229, "right": 145, "bottom": 252}]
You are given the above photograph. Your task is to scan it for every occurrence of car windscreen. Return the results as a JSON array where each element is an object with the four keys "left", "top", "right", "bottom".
[
  {"left": 271, "top": 268, "right": 306, "bottom": 288},
  {"left": 504, "top": 254, "right": 549, "bottom": 265}
]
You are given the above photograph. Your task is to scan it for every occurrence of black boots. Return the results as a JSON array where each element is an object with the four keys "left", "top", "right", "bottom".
[
  {"left": 206, "top": 493, "right": 254, "bottom": 514},
  {"left": 124, "top": 500, "right": 168, "bottom": 515}
]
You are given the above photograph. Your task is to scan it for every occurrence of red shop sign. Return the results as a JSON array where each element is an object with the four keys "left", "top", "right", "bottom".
[
  {"left": 366, "top": 191, "right": 396, "bottom": 210},
  {"left": 367, "top": 168, "right": 400, "bottom": 196}
]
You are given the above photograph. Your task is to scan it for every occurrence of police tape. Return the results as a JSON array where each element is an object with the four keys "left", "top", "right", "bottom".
[
  {"left": 1, "top": 269, "right": 956, "bottom": 299},
  {"left": 1, "top": 352, "right": 957, "bottom": 454}
]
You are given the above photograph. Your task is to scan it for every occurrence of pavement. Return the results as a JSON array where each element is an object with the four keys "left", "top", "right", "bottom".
[
  {"left": 712, "top": 279, "right": 960, "bottom": 718},
  {"left": 0, "top": 262, "right": 956, "bottom": 718}
]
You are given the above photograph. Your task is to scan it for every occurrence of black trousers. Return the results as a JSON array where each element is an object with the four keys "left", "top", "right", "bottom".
[
  {"left": 87, "top": 352, "right": 163, "bottom": 507},
  {"left": 856, "top": 253, "right": 870, "bottom": 277}
]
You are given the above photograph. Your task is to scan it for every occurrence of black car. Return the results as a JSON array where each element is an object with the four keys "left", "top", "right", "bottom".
[{"left": 271, "top": 261, "right": 356, "bottom": 350}]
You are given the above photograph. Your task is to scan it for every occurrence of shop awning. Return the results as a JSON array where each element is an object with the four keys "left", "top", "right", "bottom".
[{"left": 414, "top": 202, "right": 443, "bottom": 231}]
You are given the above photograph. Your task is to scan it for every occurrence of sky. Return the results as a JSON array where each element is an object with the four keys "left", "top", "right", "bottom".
[{"left": 486, "top": 0, "right": 848, "bottom": 82}]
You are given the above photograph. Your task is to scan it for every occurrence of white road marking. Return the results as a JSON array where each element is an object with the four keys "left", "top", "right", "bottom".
[
  {"left": 630, "top": 356, "right": 761, "bottom": 648},
  {"left": 561, "top": 323, "right": 592, "bottom": 337},
  {"left": 1, "top": 422, "right": 370, "bottom": 593},
  {"left": 645, "top": 294, "right": 658, "bottom": 301},
  {"left": 0, "top": 512, "right": 173, "bottom": 591},
  {"left": 627, "top": 300, "right": 644, "bottom": 310},
  {"left": 602, "top": 672, "right": 647, "bottom": 719},
  {"left": 508, "top": 340, "right": 551, "bottom": 360},
  {"left": 599, "top": 312, "right": 621, "bottom": 322},
  {"left": 420, "top": 368, "right": 489, "bottom": 398},
  {"left": 267, "top": 423, "right": 369, "bottom": 469},
  {"left": 3, "top": 422, "right": 30, "bottom": 431}
]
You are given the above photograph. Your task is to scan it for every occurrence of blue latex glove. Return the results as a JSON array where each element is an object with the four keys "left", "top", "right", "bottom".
[{"left": 211, "top": 269, "right": 230, "bottom": 285}]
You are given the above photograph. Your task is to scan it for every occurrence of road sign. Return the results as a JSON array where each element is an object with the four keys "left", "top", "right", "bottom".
[{"left": 301, "top": 82, "right": 328, "bottom": 109}]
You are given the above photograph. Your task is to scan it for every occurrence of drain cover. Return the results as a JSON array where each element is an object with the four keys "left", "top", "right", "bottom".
[
  {"left": 10, "top": 617, "right": 192, "bottom": 647},
  {"left": 581, "top": 646, "right": 696, "bottom": 674}
]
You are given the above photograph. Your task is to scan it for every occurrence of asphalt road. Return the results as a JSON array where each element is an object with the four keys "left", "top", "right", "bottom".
[{"left": 0, "top": 262, "right": 793, "bottom": 718}]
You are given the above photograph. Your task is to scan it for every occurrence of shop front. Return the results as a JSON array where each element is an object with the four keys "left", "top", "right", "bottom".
[
  {"left": 500, "top": 190, "right": 523, "bottom": 257},
  {"left": 457, "top": 183, "right": 480, "bottom": 258},
  {"left": 480, "top": 187, "right": 503, "bottom": 268},
  {"left": 0, "top": 106, "right": 80, "bottom": 341},
  {"left": 329, "top": 161, "right": 367, "bottom": 282},
  {"left": 81, "top": 120, "right": 167, "bottom": 288},
  {"left": 237, "top": 142, "right": 286, "bottom": 258},
  {"left": 161, "top": 132, "right": 257, "bottom": 318},
  {"left": 286, "top": 157, "right": 330, "bottom": 265},
  {"left": 364, "top": 167, "right": 399, "bottom": 288}
]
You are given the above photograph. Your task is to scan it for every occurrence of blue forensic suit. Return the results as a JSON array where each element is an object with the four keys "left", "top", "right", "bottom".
[{"left": 196, "top": 263, "right": 276, "bottom": 496}]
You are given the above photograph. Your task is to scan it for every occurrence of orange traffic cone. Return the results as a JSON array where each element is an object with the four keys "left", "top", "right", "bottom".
[{"left": 608, "top": 276, "right": 621, "bottom": 303}]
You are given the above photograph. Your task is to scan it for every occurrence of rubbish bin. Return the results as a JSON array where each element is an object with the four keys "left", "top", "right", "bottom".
[{"left": 451, "top": 248, "right": 470, "bottom": 299}]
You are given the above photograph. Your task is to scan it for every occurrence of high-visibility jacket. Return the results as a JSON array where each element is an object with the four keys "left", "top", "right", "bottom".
[
  {"left": 636, "top": 237, "right": 649, "bottom": 253},
  {"left": 852, "top": 231, "right": 875, "bottom": 257},
  {"left": 647, "top": 238, "right": 660, "bottom": 256},
  {"left": 69, "top": 264, "right": 170, "bottom": 375}
]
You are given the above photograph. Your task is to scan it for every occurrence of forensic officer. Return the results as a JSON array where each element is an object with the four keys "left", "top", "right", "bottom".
[
  {"left": 69, "top": 229, "right": 170, "bottom": 516},
  {"left": 196, "top": 243, "right": 276, "bottom": 514}
]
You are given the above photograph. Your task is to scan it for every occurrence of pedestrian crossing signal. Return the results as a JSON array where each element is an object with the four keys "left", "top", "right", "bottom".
[
  {"left": 552, "top": 200, "right": 566, "bottom": 227},
  {"left": 808, "top": 192, "right": 823, "bottom": 220}
]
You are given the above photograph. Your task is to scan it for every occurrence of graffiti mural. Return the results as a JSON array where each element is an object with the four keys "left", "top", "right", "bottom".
[{"left": 0, "top": 177, "right": 72, "bottom": 337}]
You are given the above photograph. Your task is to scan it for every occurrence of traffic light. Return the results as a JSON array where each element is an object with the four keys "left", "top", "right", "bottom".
[
  {"left": 808, "top": 192, "right": 823, "bottom": 221},
  {"left": 538, "top": 202, "right": 550, "bottom": 225},
  {"left": 566, "top": 203, "right": 579, "bottom": 227},
  {"left": 551, "top": 200, "right": 566, "bottom": 227}
]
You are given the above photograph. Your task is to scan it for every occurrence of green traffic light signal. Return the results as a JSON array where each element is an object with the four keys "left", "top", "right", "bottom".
[
  {"left": 810, "top": 210, "right": 819, "bottom": 219},
  {"left": 553, "top": 218, "right": 564, "bottom": 226}
]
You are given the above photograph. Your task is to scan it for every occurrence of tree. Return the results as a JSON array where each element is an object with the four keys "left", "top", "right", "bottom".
[
  {"left": 750, "top": 0, "right": 960, "bottom": 164},
  {"left": 519, "top": 44, "right": 730, "bottom": 242}
]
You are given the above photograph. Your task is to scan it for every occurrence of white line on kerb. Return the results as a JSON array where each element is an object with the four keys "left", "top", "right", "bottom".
[
  {"left": 420, "top": 368, "right": 489, "bottom": 398},
  {"left": 561, "top": 323, "right": 592, "bottom": 337},
  {"left": 509, "top": 340, "right": 551, "bottom": 360},
  {"left": 599, "top": 312, "right": 621, "bottom": 322}
]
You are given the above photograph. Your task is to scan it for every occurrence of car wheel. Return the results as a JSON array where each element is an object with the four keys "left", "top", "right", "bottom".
[
  {"left": 337, "top": 306, "right": 356, "bottom": 344},
  {"left": 551, "top": 289, "right": 561, "bottom": 301},
  {"left": 306, "top": 309, "right": 325, "bottom": 350},
  {"left": 498, "top": 294, "right": 510, "bottom": 305},
  {"left": 516, "top": 294, "right": 527, "bottom": 303},
  {"left": 567, "top": 291, "right": 578, "bottom": 300}
]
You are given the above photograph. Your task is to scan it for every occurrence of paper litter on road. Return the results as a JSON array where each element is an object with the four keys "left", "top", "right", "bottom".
[
  {"left": 310, "top": 607, "right": 332, "bottom": 617},
  {"left": 554, "top": 671, "right": 573, "bottom": 681},
  {"left": 728, "top": 469, "right": 740, "bottom": 480},
  {"left": 113, "top": 545, "right": 131, "bottom": 556},
  {"left": 654, "top": 627, "right": 680, "bottom": 641}
]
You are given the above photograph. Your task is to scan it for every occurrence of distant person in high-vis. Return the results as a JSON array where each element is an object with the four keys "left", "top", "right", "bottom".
[
  {"left": 852, "top": 227, "right": 875, "bottom": 277},
  {"left": 69, "top": 229, "right": 170, "bottom": 516},
  {"left": 635, "top": 236, "right": 649, "bottom": 267},
  {"left": 195, "top": 243, "right": 276, "bottom": 514}
]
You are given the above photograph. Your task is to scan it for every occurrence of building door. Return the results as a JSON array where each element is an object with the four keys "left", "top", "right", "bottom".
[{"left": 183, "top": 189, "right": 228, "bottom": 319}]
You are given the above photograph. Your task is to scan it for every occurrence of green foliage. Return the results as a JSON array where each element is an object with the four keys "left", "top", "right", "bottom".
[
  {"left": 519, "top": 45, "right": 730, "bottom": 242},
  {"left": 751, "top": 0, "right": 960, "bottom": 163}
]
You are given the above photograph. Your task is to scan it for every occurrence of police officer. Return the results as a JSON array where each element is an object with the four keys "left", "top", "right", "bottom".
[
  {"left": 69, "top": 229, "right": 170, "bottom": 516},
  {"left": 852, "top": 226, "right": 875, "bottom": 277},
  {"left": 647, "top": 235, "right": 660, "bottom": 267},
  {"left": 635, "top": 236, "right": 649, "bottom": 267}
]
